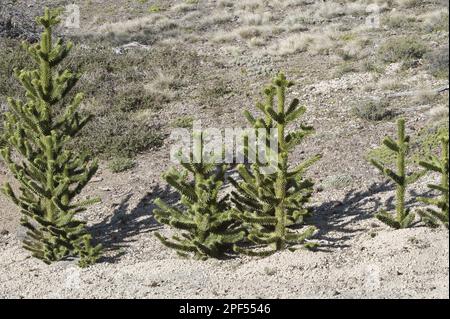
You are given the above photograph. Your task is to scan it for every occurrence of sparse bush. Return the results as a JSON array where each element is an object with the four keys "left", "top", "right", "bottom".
[
  {"left": 383, "top": 13, "right": 416, "bottom": 29},
  {"left": 108, "top": 157, "right": 136, "bottom": 173},
  {"left": 148, "top": 5, "right": 163, "bottom": 13},
  {"left": 417, "top": 131, "right": 449, "bottom": 228},
  {"left": 65, "top": 44, "right": 199, "bottom": 160},
  {"left": 378, "top": 78, "right": 407, "bottom": 91},
  {"left": 362, "top": 60, "right": 385, "bottom": 74},
  {"left": 321, "top": 174, "right": 353, "bottom": 190},
  {"left": 75, "top": 112, "right": 164, "bottom": 160},
  {"left": 425, "top": 47, "right": 449, "bottom": 79},
  {"left": 334, "top": 63, "right": 359, "bottom": 78},
  {"left": 421, "top": 9, "right": 449, "bottom": 32},
  {"left": 369, "top": 119, "right": 425, "bottom": 229},
  {"left": 353, "top": 99, "right": 394, "bottom": 121},
  {"left": 378, "top": 37, "right": 427, "bottom": 67}
]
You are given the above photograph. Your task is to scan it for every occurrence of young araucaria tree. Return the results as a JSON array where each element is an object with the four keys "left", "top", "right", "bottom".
[
  {"left": 0, "top": 9, "right": 102, "bottom": 267},
  {"left": 153, "top": 134, "right": 245, "bottom": 259},
  {"left": 370, "top": 118, "right": 424, "bottom": 229},
  {"left": 417, "top": 131, "right": 449, "bottom": 228},
  {"left": 230, "top": 73, "right": 320, "bottom": 256}
]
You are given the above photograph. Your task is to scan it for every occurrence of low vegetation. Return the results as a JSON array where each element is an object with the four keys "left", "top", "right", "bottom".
[{"left": 0, "top": 1, "right": 448, "bottom": 270}]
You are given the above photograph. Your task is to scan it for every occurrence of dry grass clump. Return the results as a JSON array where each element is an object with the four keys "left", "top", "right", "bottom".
[
  {"left": 352, "top": 98, "right": 394, "bottom": 121},
  {"left": 314, "top": 1, "right": 346, "bottom": 19},
  {"left": 309, "top": 33, "right": 339, "bottom": 55},
  {"left": 172, "top": 2, "right": 198, "bottom": 13},
  {"left": 236, "top": 25, "right": 283, "bottom": 40},
  {"left": 239, "top": 12, "right": 272, "bottom": 26},
  {"left": 281, "top": 8, "right": 316, "bottom": 28},
  {"left": 268, "top": 28, "right": 341, "bottom": 56},
  {"left": 377, "top": 78, "right": 408, "bottom": 91},
  {"left": 144, "top": 69, "right": 178, "bottom": 101},
  {"left": 378, "top": 36, "right": 428, "bottom": 67}
]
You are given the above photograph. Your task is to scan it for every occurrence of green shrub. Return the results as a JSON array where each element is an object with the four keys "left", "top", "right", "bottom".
[
  {"left": 231, "top": 73, "right": 320, "bottom": 256},
  {"left": 369, "top": 119, "right": 425, "bottom": 229},
  {"left": 75, "top": 111, "right": 164, "bottom": 159},
  {"left": 148, "top": 5, "right": 162, "bottom": 13}
]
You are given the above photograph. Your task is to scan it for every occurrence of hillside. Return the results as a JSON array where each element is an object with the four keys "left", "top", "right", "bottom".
[{"left": 0, "top": 0, "right": 448, "bottom": 298}]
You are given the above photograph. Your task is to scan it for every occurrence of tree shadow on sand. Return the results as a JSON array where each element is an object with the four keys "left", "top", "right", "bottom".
[
  {"left": 88, "top": 183, "right": 179, "bottom": 263},
  {"left": 310, "top": 180, "right": 434, "bottom": 251}
]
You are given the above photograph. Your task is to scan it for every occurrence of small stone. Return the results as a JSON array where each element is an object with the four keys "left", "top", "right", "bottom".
[{"left": 0, "top": 229, "right": 9, "bottom": 236}]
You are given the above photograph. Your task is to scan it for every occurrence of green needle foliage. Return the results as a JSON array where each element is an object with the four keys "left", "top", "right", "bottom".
[
  {"left": 154, "top": 136, "right": 245, "bottom": 260},
  {"left": 230, "top": 73, "right": 320, "bottom": 256},
  {"left": 417, "top": 131, "right": 449, "bottom": 228},
  {"left": 370, "top": 119, "right": 424, "bottom": 229},
  {"left": 0, "top": 9, "right": 102, "bottom": 267}
]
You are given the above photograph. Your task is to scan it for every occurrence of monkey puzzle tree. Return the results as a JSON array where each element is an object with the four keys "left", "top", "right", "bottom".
[
  {"left": 370, "top": 119, "right": 424, "bottom": 229},
  {"left": 417, "top": 131, "right": 449, "bottom": 228},
  {"left": 0, "top": 8, "right": 102, "bottom": 267},
  {"left": 154, "top": 134, "right": 245, "bottom": 259},
  {"left": 230, "top": 73, "right": 320, "bottom": 256}
]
